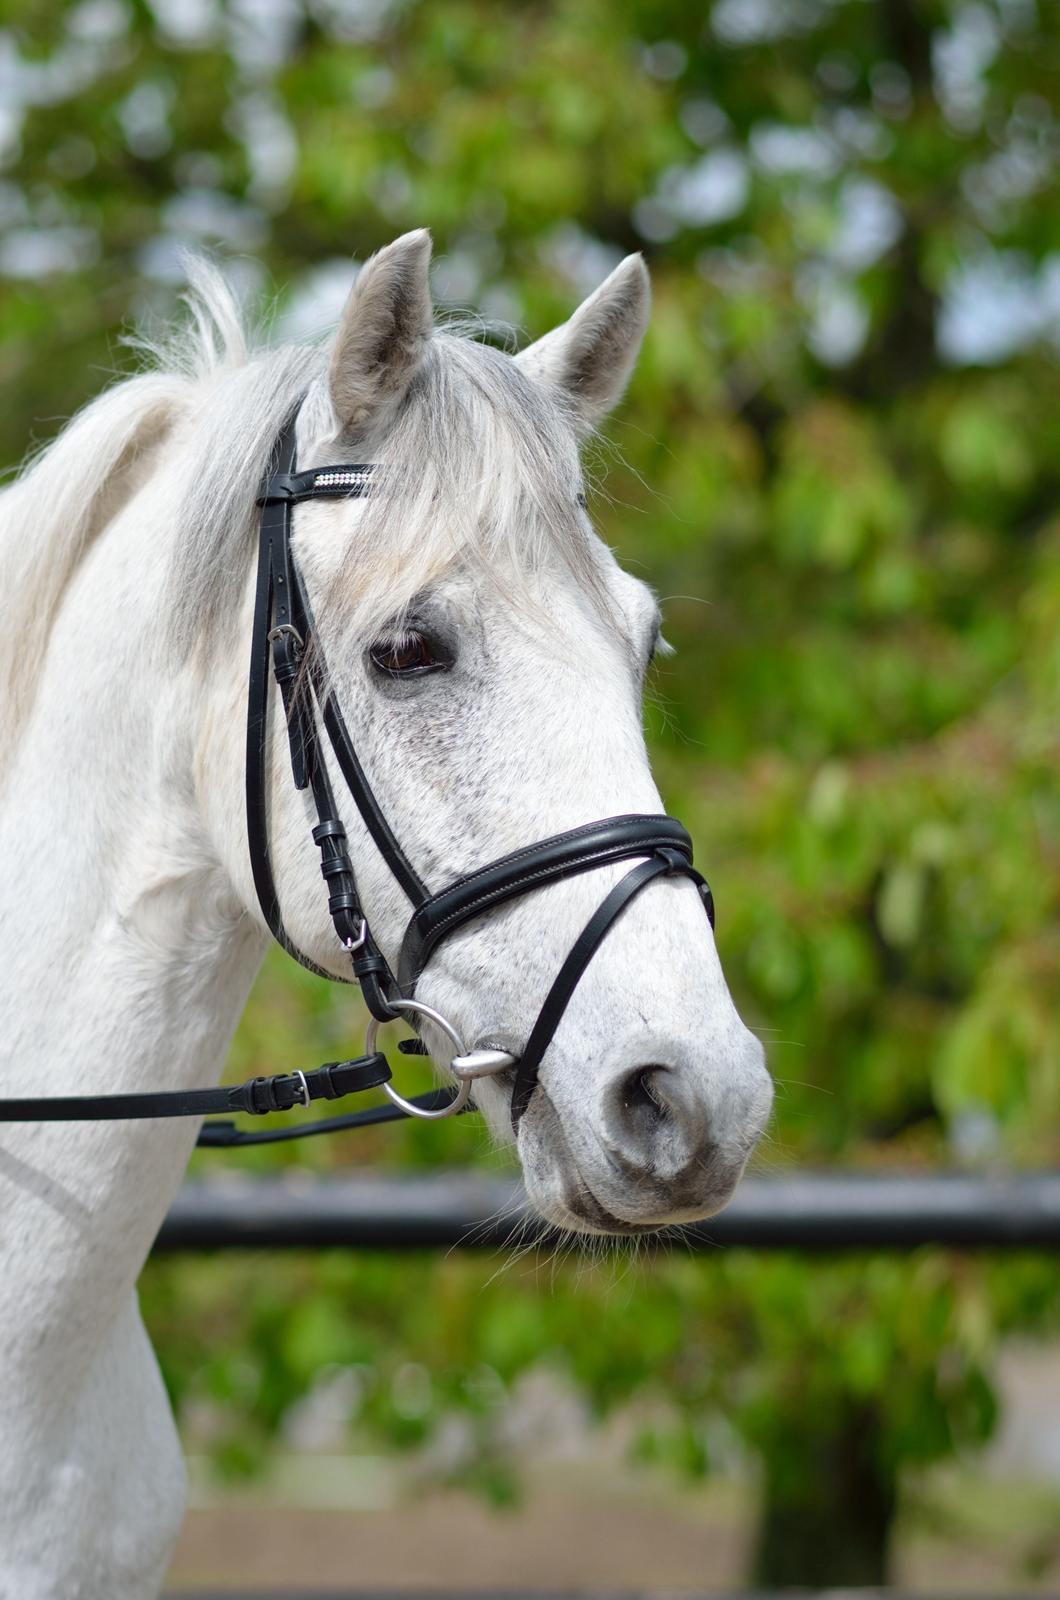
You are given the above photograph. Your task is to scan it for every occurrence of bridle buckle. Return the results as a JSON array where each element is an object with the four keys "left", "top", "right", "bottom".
[{"left": 267, "top": 623, "right": 304, "bottom": 648}]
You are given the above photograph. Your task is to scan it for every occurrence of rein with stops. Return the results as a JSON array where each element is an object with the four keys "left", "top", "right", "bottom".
[{"left": 0, "top": 409, "right": 714, "bottom": 1145}]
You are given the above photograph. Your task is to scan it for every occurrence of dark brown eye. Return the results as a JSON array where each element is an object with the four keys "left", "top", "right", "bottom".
[{"left": 368, "top": 631, "right": 439, "bottom": 676}]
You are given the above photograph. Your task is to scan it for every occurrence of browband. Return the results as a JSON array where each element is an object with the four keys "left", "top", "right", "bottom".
[{"left": 258, "top": 464, "right": 376, "bottom": 504}]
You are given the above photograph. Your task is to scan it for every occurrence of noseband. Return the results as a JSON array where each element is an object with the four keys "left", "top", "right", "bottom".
[
  {"left": 248, "top": 412, "right": 715, "bottom": 1131},
  {"left": 0, "top": 409, "right": 714, "bottom": 1143}
]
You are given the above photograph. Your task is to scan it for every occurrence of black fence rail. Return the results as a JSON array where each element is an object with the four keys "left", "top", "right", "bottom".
[{"left": 154, "top": 1171, "right": 1060, "bottom": 1252}]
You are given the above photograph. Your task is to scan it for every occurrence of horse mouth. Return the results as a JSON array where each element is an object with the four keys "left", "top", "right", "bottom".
[
  {"left": 518, "top": 1092, "right": 740, "bottom": 1237},
  {"left": 554, "top": 1180, "right": 668, "bottom": 1236},
  {"left": 551, "top": 1170, "right": 740, "bottom": 1236}
]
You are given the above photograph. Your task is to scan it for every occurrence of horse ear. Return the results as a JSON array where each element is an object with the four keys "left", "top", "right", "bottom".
[
  {"left": 328, "top": 230, "right": 433, "bottom": 432},
  {"left": 515, "top": 254, "right": 650, "bottom": 434}
]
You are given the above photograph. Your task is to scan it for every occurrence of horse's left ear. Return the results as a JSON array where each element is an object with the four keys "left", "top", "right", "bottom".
[
  {"left": 515, "top": 254, "right": 650, "bottom": 435},
  {"left": 328, "top": 229, "right": 434, "bottom": 433}
]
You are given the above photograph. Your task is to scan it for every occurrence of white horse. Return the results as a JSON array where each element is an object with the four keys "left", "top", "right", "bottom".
[{"left": 0, "top": 230, "right": 771, "bottom": 1597}]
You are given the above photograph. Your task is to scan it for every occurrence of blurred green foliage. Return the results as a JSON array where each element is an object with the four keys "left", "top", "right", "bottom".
[{"left": 4, "top": 0, "right": 1060, "bottom": 1583}]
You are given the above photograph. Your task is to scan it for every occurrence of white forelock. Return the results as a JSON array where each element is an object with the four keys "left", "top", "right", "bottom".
[{"left": 167, "top": 267, "right": 618, "bottom": 656}]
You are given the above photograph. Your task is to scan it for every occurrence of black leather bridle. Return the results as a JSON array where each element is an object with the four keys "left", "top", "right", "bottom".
[{"left": 0, "top": 408, "right": 714, "bottom": 1145}]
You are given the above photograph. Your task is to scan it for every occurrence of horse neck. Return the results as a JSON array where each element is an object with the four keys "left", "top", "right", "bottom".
[
  {"left": 0, "top": 432, "right": 268, "bottom": 1576},
  {"left": 0, "top": 430, "right": 265, "bottom": 1119}
]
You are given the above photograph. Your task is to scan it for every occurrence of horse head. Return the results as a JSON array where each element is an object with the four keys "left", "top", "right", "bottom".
[{"left": 188, "top": 229, "right": 772, "bottom": 1233}]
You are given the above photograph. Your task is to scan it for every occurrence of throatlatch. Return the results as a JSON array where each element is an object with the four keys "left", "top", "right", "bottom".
[{"left": 0, "top": 405, "right": 715, "bottom": 1144}]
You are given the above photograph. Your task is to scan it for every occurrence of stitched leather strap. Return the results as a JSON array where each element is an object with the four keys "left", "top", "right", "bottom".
[
  {"left": 286, "top": 557, "right": 427, "bottom": 908},
  {"left": 245, "top": 411, "right": 339, "bottom": 978},
  {"left": 196, "top": 1086, "right": 464, "bottom": 1146},
  {"left": 509, "top": 850, "right": 713, "bottom": 1129},
  {"left": 398, "top": 814, "right": 697, "bottom": 989},
  {"left": 0, "top": 1054, "right": 391, "bottom": 1126},
  {"left": 246, "top": 410, "right": 423, "bottom": 1019},
  {"left": 318, "top": 682, "right": 427, "bottom": 906}
]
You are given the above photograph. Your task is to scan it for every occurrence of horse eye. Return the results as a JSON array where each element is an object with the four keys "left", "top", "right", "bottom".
[{"left": 369, "top": 631, "right": 440, "bottom": 676}]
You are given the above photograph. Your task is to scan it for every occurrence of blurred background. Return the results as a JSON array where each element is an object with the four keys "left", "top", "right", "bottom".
[{"left": 4, "top": 0, "right": 1060, "bottom": 1592}]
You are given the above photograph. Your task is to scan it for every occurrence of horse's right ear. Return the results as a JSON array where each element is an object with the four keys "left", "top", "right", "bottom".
[
  {"left": 514, "top": 254, "right": 650, "bottom": 436},
  {"left": 328, "top": 230, "right": 433, "bottom": 433}
]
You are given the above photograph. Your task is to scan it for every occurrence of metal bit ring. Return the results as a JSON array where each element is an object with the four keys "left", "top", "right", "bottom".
[{"left": 366, "top": 998, "right": 472, "bottom": 1119}]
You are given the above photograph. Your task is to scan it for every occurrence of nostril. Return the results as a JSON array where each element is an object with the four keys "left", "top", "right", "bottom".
[{"left": 620, "top": 1065, "right": 669, "bottom": 1123}]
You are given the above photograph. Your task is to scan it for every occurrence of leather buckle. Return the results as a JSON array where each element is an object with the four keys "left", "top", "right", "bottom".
[{"left": 267, "top": 622, "right": 304, "bottom": 651}]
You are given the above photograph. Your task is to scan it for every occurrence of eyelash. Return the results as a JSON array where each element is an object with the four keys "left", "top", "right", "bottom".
[{"left": 368, "top": 630, "right": 445, "bottom": 676}]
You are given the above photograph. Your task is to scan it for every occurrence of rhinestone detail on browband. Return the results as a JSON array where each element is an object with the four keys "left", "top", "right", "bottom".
[{"left": 313, "top": 469, "right": 373, "bottom": 488}]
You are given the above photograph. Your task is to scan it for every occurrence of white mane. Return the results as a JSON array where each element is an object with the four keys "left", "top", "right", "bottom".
[{"left": 0, "top": 368, "right": 184, "bottom": 756}]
